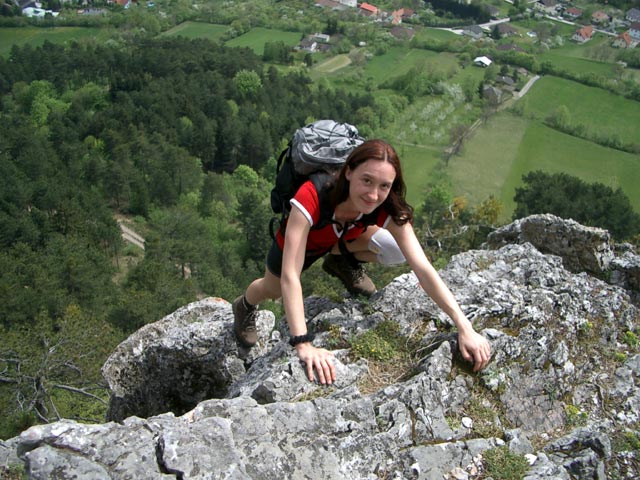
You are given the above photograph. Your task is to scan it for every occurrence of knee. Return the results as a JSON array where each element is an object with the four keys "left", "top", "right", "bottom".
[{"left": 368, "top": 228, "right": 406, "bottom": 266}]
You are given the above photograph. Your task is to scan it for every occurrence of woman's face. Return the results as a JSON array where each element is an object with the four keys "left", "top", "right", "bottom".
[{"left": 345, "top": 159, "right": 396, "bottom": 214}]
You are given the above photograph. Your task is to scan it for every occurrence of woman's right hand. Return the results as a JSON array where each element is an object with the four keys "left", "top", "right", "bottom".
[{"left": 295, "top": 343, "right": 336, "bottom": 384}]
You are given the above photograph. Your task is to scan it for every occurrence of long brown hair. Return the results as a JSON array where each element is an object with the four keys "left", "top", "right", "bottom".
[{"left": 331, "top": 139, "right": 413, "bottom": 225}]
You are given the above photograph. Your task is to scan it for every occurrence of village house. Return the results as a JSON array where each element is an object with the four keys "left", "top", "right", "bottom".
[
  {"left": 496, "top": 75, "right": 515, "bottom": 89},
  {"left": 359, "top": 2, "right": 379, "bottom": 18},
  {"left": 535, "top": 0, "right": 558, "bottom": 15},
  {"left": 497, "top": 23, "right": 519, "bottom": 37},
  {"left": 482, "top": 85, "right": 503, "bottom": 104},
  {"left": 297, "top": 38, "right": 318, "bottom": 53},
  {"left": 21, "top": 0, "right": 60, "bottom": 17},
  {"left": 630, "top": 22, "right": 640, "bottom": 41},
  {"left": 572, "top": 25, "right": 594, "bottom": 43},
  {"left": 591, "top": 10, "right": 610, "bottom": 25},
  {"left": 389, "top": 8, "right": 414, "bottom": 25},
  {"left": 463, "top": 25, "right": 485, "bottom": 40},
  {"left": 311, "top": 33, "right": 330, "bottom": 43},
  {"left": 564, "top": 7, "right": 582, "bottom": 20},
  {"left": 626, "top": 8, "right": 640, "bottom": 23},
  {"left": 612, "top": 31, "right": 636, "bottom": 49}
]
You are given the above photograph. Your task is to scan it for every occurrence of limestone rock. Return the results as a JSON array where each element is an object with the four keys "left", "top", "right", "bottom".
[
  {"left": 4, "top": 216, "right": 640, "bottom": 479},
  {"left": 485, "top": 213, "right": 615, "bottom": 274}
]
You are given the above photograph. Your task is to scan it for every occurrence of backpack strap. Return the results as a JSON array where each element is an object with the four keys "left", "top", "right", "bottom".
[{"left": 309, "top": 172, "right": 338, "bottom": 231}]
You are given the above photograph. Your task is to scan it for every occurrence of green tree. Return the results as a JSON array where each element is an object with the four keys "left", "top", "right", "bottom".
[
  {"left": 545, "top": 105, "right": 571, "bottom": 130},
  {"left": 233, "top": 69, "right": 262, "bottom": 98},
  {"left": 514, "top": 171, "right": 640, "bottom": 240}
]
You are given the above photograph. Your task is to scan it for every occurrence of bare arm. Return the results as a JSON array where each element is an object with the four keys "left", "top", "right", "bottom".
[
  {"left": 281, "top": 207, "right": 337, "bottom": 384},
  {"left": 386, "top": 221, "right": 491, "bottom": 371}
]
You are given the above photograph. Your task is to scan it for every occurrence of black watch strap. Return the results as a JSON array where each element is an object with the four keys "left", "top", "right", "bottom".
[{"left": 289, "top": 332, "right": 315, "bottom": 347}]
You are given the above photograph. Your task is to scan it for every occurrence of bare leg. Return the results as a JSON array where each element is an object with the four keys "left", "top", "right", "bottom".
[
  {"left": 245, "top": 268, "right": 282, "bottom": 306},
  {"left": 329, "top": 226, "right": 380, "bottom": 263}
]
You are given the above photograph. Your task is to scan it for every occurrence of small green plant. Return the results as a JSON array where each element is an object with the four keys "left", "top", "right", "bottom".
[
  {"left": 577, "top": 320, "right": 593, "bottom": 338},
  {"left": 0, "top": 463, "right": 27, "bottom": 480},
  {"left": 326, "top": 324, "right": 349, "bottom": 349},
  {"left": 565, "top": 404, "right": 587, "bottom": 427},
  {"left": 622, "top": 431, "right": 640, "bottom": 450},
  {"left": 612, "top": 428, "right": 640, "bottom": 452},
  {"left": 294, "top": 386, "right": 335, "bottom": 402},
  {"left": 463, "top": 397, "right": 503, "bottom": 438},
  {"left": 351, "top": 320, "right": 404, "bottom": 362},
  {"left": 483, "top": 446, "right": 530, "bottom": 480},
  {"left": 622, "top": 330, "right": 638, "bottom": 349},
  {"left": 613, "top": 351, "right": 627, "bottom": 363}
]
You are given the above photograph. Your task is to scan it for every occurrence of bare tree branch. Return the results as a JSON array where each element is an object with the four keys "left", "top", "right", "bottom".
[{"left": 53, "top": 384, "right": 109, "bottom": 405}]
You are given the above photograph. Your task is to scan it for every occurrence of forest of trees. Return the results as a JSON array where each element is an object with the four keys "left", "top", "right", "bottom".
[{"left": 0, "top": 37, "right": 388, "bottom": 437}]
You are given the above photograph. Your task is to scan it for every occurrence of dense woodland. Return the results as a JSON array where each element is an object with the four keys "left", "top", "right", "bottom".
[
  {"left": 1, "top": 23, "right": 640, "bottom": 440},
  {"left": 0, "top": 37, "right": 391, "bottom": 437}
]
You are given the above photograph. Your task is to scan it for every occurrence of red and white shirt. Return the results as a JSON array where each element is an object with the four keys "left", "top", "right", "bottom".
[{"left": 275, "top": 180, "right": 391, "bottom": 255}]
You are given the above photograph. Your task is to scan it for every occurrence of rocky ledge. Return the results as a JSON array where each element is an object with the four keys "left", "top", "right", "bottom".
[{"left": 1, "top": 215, "right": 639, "bottom": 479}]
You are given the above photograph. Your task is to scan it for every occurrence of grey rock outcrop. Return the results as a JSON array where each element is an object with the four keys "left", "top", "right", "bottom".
[
  {"left": 3, "top": 216, "right": 640, "bottom": 479},
  {"left": 485, "top": 213, "right": 639, "bottom": 298},
  {"left": 485, "top": 213, "right": 615, "bottom": 274}
]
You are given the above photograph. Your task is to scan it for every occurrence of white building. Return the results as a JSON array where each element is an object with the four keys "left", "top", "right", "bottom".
[{"left": 473, "top": 56, "right": 493, "bottom": 67}]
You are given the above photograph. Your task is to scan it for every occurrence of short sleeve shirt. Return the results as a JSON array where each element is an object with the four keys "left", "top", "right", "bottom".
[{"left": 275, "top": 180, "right": 391, "bottom": 255}]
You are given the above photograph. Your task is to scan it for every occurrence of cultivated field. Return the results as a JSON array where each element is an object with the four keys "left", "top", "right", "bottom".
[{"left": 161, "top": 21, "right": 228, "bottom": 41}]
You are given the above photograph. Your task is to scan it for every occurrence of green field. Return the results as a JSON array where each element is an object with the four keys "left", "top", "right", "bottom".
[
  {"left": 312, "top": 47, "right": 464, "bottom": 96},
  {"left": 3, "top": 22, "right": 638, "bottom": 221},
  {"left": 161, "top": 21, "right": 228, "bottom": 41},
  {"left": 449, "top": 112, "right": 640, "bottom": 220},
  {"left": 521, "top": 76, "right": 640, "bottom": 145},
  {"left": 413, "top": 27, "right": 460, "bottom": 42},
  {"left": 538, "top": 50, "right": 619, "bottom": 77},
  {"left": 392, "top": 143, "right": 443, "bottom": 208},
  {"left": 365, "top": 47, "right": 458, "bottom": 84},
  {"left": 0, "top": 27, "right": 111, "bottom": 57},
  {"left": 225, "top": 27, "right": 301, "bottom": 55}
]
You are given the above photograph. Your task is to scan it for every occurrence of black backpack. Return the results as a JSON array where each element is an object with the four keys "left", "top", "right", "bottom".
[{"left": 269, "top": 120, "right": 365, "bottom": 239}]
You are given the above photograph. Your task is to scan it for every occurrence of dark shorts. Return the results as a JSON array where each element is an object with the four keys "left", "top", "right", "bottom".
[{"left": 266, "top": 240, "right": 327, "bottom": 277}]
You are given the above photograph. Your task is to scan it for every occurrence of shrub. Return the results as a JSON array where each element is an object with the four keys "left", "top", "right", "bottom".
[{"left": 483, "top": 446, "right": 530, "bottom": 480}]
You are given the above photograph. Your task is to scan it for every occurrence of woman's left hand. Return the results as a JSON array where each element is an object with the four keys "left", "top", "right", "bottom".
[{"left": 457, "top": 329, "right": 491, "bottom": 372}]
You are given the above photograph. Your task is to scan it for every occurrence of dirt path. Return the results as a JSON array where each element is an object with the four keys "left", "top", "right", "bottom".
[
  {"left": 116, "top": 218, "right": 145, "bottom": 250},
  {"left": 517, "top": 75, "right": 540, "bottom": 98}
]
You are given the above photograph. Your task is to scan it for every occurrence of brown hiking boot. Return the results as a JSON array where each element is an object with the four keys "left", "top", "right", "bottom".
[
  {"left": 322, "top": 254, "right": 376, "bottom": 297},
  {"left": 232, "top": 296, "right": 258, "bottom": 348}
]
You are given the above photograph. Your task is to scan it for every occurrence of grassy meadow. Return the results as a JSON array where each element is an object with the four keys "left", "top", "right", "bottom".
[
  {"left": 0, "top": 26, "right": 111, "bottom": 57},
  {"left": 391, "top": 143, "right": 444, "bottom": 208},
  {"left": 161, "top": 21, "right": 228, "bottom": 41},
  {"left": 449, "top": 112, "right": 640, "bottom": 220},
  {"left": 520, "top": 76, "right": 640, "bottom": 145}
]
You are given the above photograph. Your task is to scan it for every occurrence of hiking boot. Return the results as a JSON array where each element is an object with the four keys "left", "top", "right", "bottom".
[
  {"left": 322, "top": 254, "right": 376, "bottom": 297},
  {"left": 232, "top": 296, "right": 258, "bottom": 348}
]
